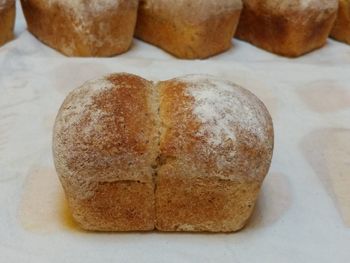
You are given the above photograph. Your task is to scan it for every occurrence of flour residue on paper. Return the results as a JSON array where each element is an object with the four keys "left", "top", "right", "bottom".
[
  {"left": 18, "top": 166, "right": 77, "bottom": 233},
  {"left": 301, "top": 128, "right": 350, "bottom": 227},
  {"left": 325, "top": 130, "right": 350, "bottom": 226},
  {"left": 298, "top": 80, "right": 350, "bottom": 113}
]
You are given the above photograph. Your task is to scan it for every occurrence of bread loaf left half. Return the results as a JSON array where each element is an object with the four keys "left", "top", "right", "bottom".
[{"left": 53, "top": 73, "right": 159, "bottom": 231}]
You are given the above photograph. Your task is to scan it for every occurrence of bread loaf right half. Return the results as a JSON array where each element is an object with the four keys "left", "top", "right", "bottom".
[{"left": 156, "top": 75, "right": 273, "bottom": 231}]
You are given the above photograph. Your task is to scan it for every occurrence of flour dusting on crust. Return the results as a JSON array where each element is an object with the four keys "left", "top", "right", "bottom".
[
  {"left": 244, "top": 0, "right": 338, "bottom": 12},
  {"left": 56, "top": 78, "right": 114, "bottom": 135},
  {"left": 48, "top": 0, "right": 120, "bottom": 13},
  {"left": 142, "top": 0, "right": 242, "bottom": 22},
  {"left": 181, "top": 75, "right": 269, "bottom": 146},
  {"left": 45, "top": 0, "right": 137, "bottom": 51}
]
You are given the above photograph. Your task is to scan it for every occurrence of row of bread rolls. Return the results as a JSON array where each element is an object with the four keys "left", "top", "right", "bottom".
[{"left": 1, "top": 0, "right": 349, "bottom": 57}]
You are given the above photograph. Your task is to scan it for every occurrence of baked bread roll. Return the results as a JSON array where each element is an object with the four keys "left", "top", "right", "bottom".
[
  {"left": 235, "top": 0, "right": 338, "bottom": 57},
  {"left": 0, "top": 0, "right": 15, "bottom": 47},
  {"left": 135, "top": 0, "right": 243, "bottom": 59},
  {"left": 330, "top": 0, "right": 350, "bottom": 44},
  {"left": 53, "top": 73, "right": 274, "bottom": 232},
  {"left": 20, "top": 0, "right": 139, "bottom": 57}
]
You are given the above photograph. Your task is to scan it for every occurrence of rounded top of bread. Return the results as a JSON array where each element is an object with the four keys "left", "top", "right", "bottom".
[
  {"left": 158, "top": 75, "right": 274, "bottom": 182},
  {"left": 243, "top": 0, "right": 338, "bottom": 13},
  {"left": 140, "top": 0, "right": 243, "bottom": 23},
  {"left": 53, "top": 73, "right": 159, "bottom": 199},
  {"left": 175, "top": 75, "right": 270, "bottom": 145},
  {"left": 53, "top": 73, "right": 274, "bottom": 199}
]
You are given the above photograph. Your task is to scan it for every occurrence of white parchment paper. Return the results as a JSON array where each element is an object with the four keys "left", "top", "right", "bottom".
[{"left": 0, "top": 3, "right": 349, "bottom": 263}]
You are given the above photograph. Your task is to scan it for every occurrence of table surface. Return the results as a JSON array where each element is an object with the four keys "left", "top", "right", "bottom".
[{"left": 1, "top": 4, "right": 350, "bottom": 263}]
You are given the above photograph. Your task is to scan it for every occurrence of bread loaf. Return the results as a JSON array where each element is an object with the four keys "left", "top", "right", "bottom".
[
  {"left": 235, "top": 0, "right": 338, "bottom": 57},
  {"left": 20, "top": 0, "right": 139, "bottom": 57},
  {"left": 330, "top": 0, "right": 350, "bottom": 44},
  {"left": 135, "top": 0, "right": 243, "bottom": 59},
  {"left": 0, "top": 0, "right": 15, "bottom": 47},
  {"left": 53, "top": 73, "right": 274, "bottom": 232}
]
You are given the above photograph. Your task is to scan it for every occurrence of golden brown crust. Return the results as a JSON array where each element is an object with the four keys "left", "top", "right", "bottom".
[
  {"left": 53, "top": 73, "right": 158, "bottom": 231},
  {"left": 53, "top": 74, "right": 274, "bottom": 232},
  {"left": 330, "top": 0, "right": 350, "bottom": 44},
  {"left": 135, "top": 0, "right": 242, "bottom": 59},
  {"left": 236, "top": 0, "right": 338, "bottom": 57},
  {"left": 0, "top": 0, "right": 15, "bottom": 47},
  {"left": 20, "top": 0, "right": 138, "bottom": 57}
]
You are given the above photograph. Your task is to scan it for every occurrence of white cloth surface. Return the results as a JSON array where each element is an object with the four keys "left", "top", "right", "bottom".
[{"left": 0, "top": 3, "right": 350, "bottom": 263}]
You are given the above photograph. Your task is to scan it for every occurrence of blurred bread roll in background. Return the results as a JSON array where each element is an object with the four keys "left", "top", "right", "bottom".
[
  {"left": 236, "top": 0, "right": 338, "bottom": 57},
  {"left": 135, "top": 0, "right": 243, "bottom": 59},
  {"left": 0, "top": 0, "right": 15, "bottom": 47},
  {"left": 20, "top": 0, "right": 139, "bottom": 57},
  {"left": 330, "top": 0, "right": 350, "bottom": 44}
]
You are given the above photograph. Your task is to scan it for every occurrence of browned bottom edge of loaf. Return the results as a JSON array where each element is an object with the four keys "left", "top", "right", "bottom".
[
  {"left": 0, "top": 3, "right": 15, "bottom": 47},
  {"left": 155, "top": 173, "right": 260, "bottom": 232},
  {"left": 235, "top": 8, "right": 337, "bottom": 57},
  {"left": 135, "top": 10, "right": 241, "bottom": 59},
  {"left": 20, "top": 0, "right": 135, "bottom": 57},
  {"left": 67, "top": 181, "right": 155, "bottom": 231},
  {"left": 65, "top": 176, "right": 260, "bottom": 232},
  {"left": 330, "top": 1, "right": 350, "bottom": 44}
]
